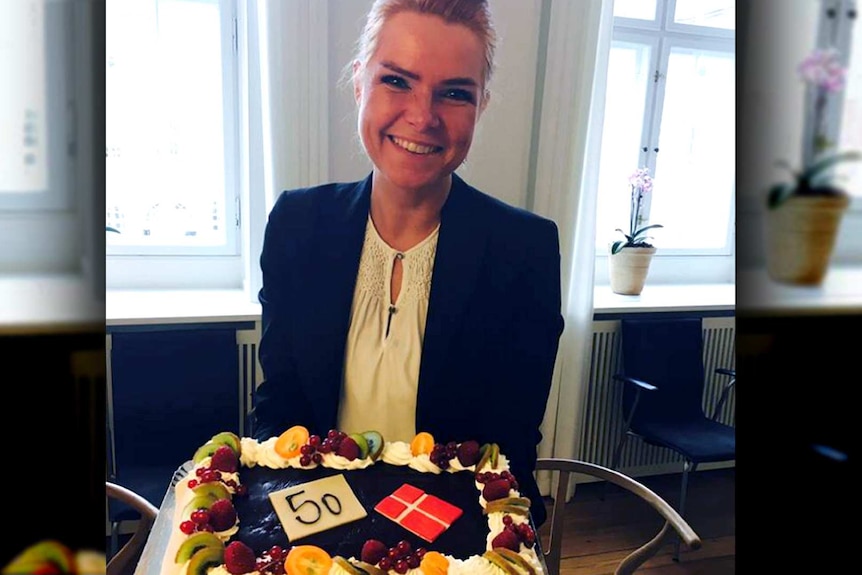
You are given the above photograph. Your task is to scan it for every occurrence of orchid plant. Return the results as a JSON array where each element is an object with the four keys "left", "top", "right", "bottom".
[
  {"left": 611, "top": 167, "right": 663, "bottom": 255},
  {"left": 768, "top": 48, "right": 861, "bottom": 208}
]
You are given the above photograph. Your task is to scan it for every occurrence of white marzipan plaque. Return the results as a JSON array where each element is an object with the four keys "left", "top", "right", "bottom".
[{"left": 268, "top": 474, "right": 367, "bottom": 541}]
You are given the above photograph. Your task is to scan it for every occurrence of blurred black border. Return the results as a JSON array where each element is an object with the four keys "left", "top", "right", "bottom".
[{"left": 737, "top": 1, "right": 855, "bottom": 569}]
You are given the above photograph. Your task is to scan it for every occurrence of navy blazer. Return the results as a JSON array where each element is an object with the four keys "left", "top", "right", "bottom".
[{"left": 251, "top": 172, "right": 564, "bottom": 525}]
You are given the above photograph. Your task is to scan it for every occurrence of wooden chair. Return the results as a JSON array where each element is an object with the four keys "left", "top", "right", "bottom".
[
  {"left": 106, "top": 482, "right": 158, "bottom": 575},
  {"left": 535, "top": 458, "right": 702, "bottom": 575}
]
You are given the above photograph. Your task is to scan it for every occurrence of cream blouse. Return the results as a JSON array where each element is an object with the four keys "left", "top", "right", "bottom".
[{"left": 336, "top": 215, "right": 440, "bottom": 443}]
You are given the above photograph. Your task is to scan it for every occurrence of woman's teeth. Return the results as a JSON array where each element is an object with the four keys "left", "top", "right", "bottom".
[{"left": 390, "top": 136, "right": 439, "bottom": 155}]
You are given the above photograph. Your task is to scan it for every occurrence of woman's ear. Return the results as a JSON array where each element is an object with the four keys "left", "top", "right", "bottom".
[
  {"left": 479, "top": 90, "right": 491, "bottom": 117},
  {"left": 353, "top": 60, "right": 363, "bottom": 104}
]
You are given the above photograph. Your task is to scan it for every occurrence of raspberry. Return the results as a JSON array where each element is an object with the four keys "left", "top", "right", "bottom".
[
  {"left": 336, "top": 436, "right": 360, "bottom": 461},
  {"left": 210, "top": 445, "right": 238, "bottom": 472},
  {"left": 457, "top": 440, "right": 481, "bottom": 467},
  {"left": 482, "top": 479, "right": 511, "bottom": 502},
  {"left": 360, "top": 539, "right": 389, "bottom": 565},
  {"left": 208, "top": 498, "right": 237, "bottom": 532},
  {"left": 224, "top": 541, "right": 257, "bottom": 575},
  {"left": 491, "top": 529, "right": 521, "bottom": 552}
]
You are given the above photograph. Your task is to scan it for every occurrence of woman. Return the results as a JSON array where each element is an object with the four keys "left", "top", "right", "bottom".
[{"left": 251, "top": 0, "right": 564, "bottom": 527}]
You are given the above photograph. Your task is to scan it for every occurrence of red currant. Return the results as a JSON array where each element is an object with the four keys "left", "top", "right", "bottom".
[
  {"left": 179, "top": 520, "right": 196, "bottom": 534},
  {"left": 327, "top": 429, "right": 340, "bottom": 439},
  {"left": 502, "top": 515, "right": 513, "bottom": 526},
  {"left": 378, "top": 557, "right": 392, "bottom": 570},
  {"left": 394, "top": 559, "right": 409, "bottom": 574},
  {"left": 187, "top": 479, "right": 198, "bottom": 489},
  {"left": 299, "top": 454, "right": 312, "bottom": 466},
  {"left": 269, "top": 546, "right": 284, "bottom": 560},
  {"left": 190, "top": 510, "right": 211, "bottom": 525},
  {"left": 406, "top": 554, "right": 420, "bottom": 569},
  {"left": 308, "top": 435, "right": 321, "bottom": 447},
  {"left": 312, "top": 453, "right": 322, "bottom": 464}
]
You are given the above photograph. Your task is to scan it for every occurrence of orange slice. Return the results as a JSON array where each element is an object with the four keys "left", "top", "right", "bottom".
[
  {"left": 284, "top": 545, "right": 332, "bottom": 575},
  {"left": 410, "top": 431, "right": 435, "bottom": 456},
  {"left": 419, "top": 550, "right": 449, "bottom": 575},
  {"left": 275, "top": 425, "right": 310, "bottom": 459}
]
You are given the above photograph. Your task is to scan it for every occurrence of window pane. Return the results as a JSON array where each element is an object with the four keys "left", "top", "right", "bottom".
[
  {"left": 0, "top": 0, "right": 47, "bottom": 194},
  {"left": 106, "top": 0, "right": 228, "bottom": 248},
  {"left": 836, "top": 15, "right": 862, "bottom": 197},
  {"left": 674, "top": 0, "right": 735, "bottom": 30},
  {"left": 650, "top": 46, "right": 735, "bottom": 250},
  {"left": 614, "top": 0, "right": 657, "bottom": 21},
  {"left": 594, "top": 41, "right": 653, "bottom": 251}
]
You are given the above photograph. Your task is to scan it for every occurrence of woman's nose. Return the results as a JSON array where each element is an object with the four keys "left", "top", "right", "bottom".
[{"left": 404, "top": 91, "right": 440, "bottom": 130}]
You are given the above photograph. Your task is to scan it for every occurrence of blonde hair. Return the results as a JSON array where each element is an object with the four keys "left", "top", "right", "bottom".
[{"left": 353, "top": 0, "right": 498, "bottom": 90}]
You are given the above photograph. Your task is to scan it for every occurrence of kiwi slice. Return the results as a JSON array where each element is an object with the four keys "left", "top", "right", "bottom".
[
  {"left": 2, "top": 541, "right": 74, "bottom": 574},
  {"left": 187, "top": 546, "right": 225, "bottom": 575},
  {"left": 361, "top": 430, "right": 385, "bottom": 461},
  {"left": 495, "top": 548, "right": 537, "bottom": 575},
  {"left": 191, "top": 481, "right": 231, "bottom": 500},
  {"left": 182, "top": 494, "right": 218, "bottom": 519},
  {"left": 332, "top": 556, "right": 366, "bottom": 575},
  {"left": 174, "top": 532, "right": 224, "bottom": 564},
  {"left": 192, "top": 442, "right": 220, "bottom": 464},
  {"left": 483, "top": 503, "right": 531, "bottom": 516},
  {"left": 348, "top": 433, "right": 370, "bottom": 459},
  {"left": 210, "top": 431, "right": 242, "bottom": 456},
  {"left": 353, "top": 560, "right": 387, "bottom": 575},
  {"left": 482, "top": 551, "right": 520, "bottom": 575}
]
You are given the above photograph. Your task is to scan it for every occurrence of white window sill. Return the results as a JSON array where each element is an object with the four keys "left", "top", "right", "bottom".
[
  {"left": 737, "top": 265, "right": 862, "bottom": 316},
  {"left": 107, "top": 283, "right": 736, "bottom": 328},
  {"left": 0, "top": 274, "right": 103, "bottom": 334},
  {"left": 106, "top": 289, "right": 261, "bottom": 327},
  {"left": 593, "top": 283, "right": 735, "bottom": 315}
]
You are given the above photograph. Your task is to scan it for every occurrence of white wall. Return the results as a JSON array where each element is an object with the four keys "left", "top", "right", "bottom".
[{"left": 327, "top": 0, "right": 544, "bottom": 211}]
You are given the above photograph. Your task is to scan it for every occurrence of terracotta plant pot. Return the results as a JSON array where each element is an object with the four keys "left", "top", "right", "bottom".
[
  {"left": 609, "top": 246, "right": 656, "bottom": 295},
  {"left": 765, "top": 194, "right": 849, "bottom": 285}
]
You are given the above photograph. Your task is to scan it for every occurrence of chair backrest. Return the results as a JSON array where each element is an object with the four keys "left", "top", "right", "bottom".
[
  {"left": 106, "top": 482, "right": 159, "bottom": 575},
  {"left": 619, "top": 318, "right": 707, "bottom": 424},
  {"left": 536, "top": 458, "right": 701, "bottom": 575}
]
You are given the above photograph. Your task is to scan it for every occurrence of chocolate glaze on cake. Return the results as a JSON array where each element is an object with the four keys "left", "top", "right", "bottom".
[{"left": 234, "top": 463, "right": 488, "bottom": 560}]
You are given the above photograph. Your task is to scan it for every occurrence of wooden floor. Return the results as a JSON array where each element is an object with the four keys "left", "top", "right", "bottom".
[{"left": 536, "top": 467, "right": 735, "bottom": 575}]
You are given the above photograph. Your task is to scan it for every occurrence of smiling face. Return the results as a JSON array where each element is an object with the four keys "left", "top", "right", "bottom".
[{"left": 353, "top": 11, "right": 488, "bottom": 198}]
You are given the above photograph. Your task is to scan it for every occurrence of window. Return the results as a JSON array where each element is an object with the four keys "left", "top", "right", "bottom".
[
  {"left": 825, "top": 0, "right": 862, "bottom": 198},
  {"left": 1, "top": 0, "right": 83, "bottom": 274},
  {"left": 594, "top": 0, "right": 735, "bottom": 283},
  {"left": 106, "top": 0, "right": 242, "bottom": 288}
]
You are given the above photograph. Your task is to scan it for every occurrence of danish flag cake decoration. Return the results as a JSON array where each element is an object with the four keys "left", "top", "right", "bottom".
[{"left": 374, "top": 483, "right": 463, "bottom": 542}]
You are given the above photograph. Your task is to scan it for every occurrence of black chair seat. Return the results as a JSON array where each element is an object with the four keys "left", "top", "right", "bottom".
[{"left": 634, "top": 417, "right": 735, "bottom": 463}]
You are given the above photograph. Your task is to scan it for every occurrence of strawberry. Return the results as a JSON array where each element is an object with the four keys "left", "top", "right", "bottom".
[
  {"left": 336, "top": 436, "right": 360, "bottom": 461},
  {"left": 457, "top": 440, "right": 481, "bottom": 466},
  {"left": 210, "top": 445, "right": 239, "bottom": 472},
  {"left": 224, "top": 541, "right": 257, "bottom": 575},
  {"left": 209, "top": 498, "right": 238, "bottom": 531},
  {"left": 491, "top": 529, "right": 521, "bottom": 552},
  {"left": 483, "top": 479, "right": 512, "bottom": 502},
  {"left": 360, "top": 539, "right": 389, "bottom": 565}
]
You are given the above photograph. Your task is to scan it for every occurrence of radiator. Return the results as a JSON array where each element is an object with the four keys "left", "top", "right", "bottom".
[
  {"left": 579, "top": 318, "right": 736, "bottom": 477},
  {"left": 237, "top": 325, "right": 264, "bottom": 436}
]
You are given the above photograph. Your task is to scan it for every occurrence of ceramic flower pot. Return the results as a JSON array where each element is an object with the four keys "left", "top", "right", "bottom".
[
  {"left": 609, "top": 246, "right": 656, "bottom": 295},
  {"left": 765, "top": 194, "right": 849, "bottom": 285}
]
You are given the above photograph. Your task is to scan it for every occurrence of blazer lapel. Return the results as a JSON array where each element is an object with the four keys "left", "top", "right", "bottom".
[
  {"left": 419, "top": 175, "right": 488, "bottom": 389},
  {"left": 302, "top": 175, "right": 371, "bottom": 397}
]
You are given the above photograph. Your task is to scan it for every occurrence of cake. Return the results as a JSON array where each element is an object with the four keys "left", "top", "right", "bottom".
[{"left": 161, "top": 427, "right": 545, "bottom": 575}]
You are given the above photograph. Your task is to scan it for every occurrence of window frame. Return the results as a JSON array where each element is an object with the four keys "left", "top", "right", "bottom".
[
  {"left": 0, "top": 0, "right": 83, "bottom": 275},
  {"left": 105, "top": 0, "right": 242, "bottom": 261},
  {"left": 594, "top": 0, "right": 736, "bottom": 285}
]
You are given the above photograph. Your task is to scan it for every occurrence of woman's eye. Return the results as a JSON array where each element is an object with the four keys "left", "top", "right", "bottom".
[
  {"left": 380, "top": 75, "right": 408, "bottom": 89},
  {"left": 442, "top": 88, "right": 475, "bottom": 103}
]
